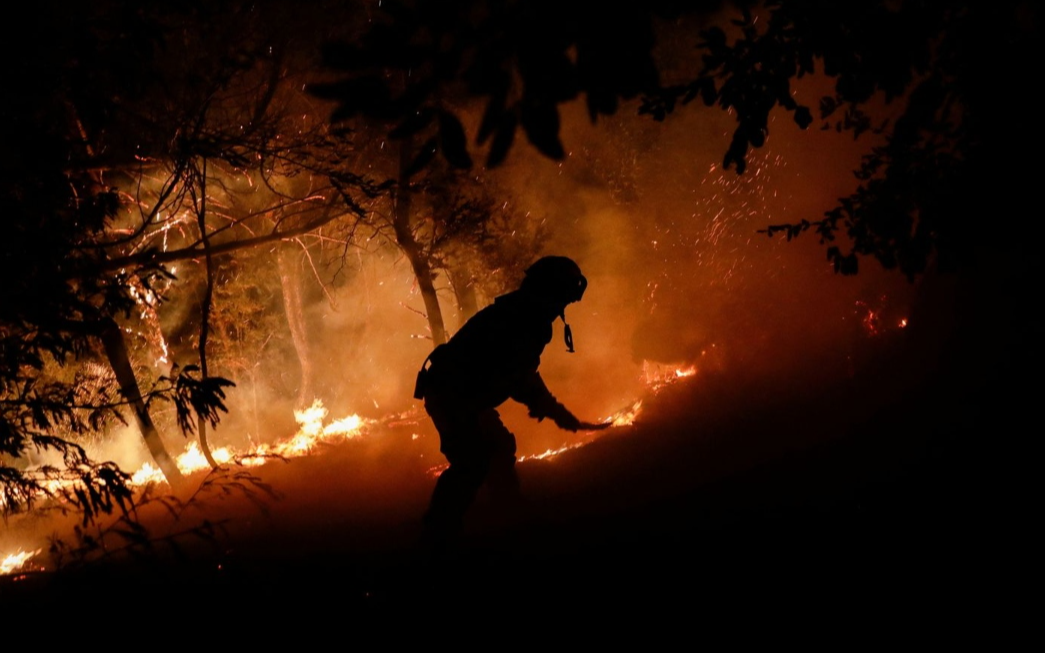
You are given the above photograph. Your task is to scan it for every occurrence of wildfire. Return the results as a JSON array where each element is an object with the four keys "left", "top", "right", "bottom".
[
  {"left": 3, "top": 399, "right": 374, "bottom": 576},
  {"left": 518, "top": 442, "right": 587, "bottom": 462},
  {"left": 131, "top": 442, "right": 237, "bottom": 485},
  {"left": 641, "top": 361, "right": 699, "bottom": 392},
  {"left": 607, "top": 400, "right": 642, "bottom": 427},
  {"left": 1, "top": 548, "right": 41, "bottom": 576},
  {"left": 6, "top": 363, "right": 702, "bottom": 574},
  {"left": 127, "top": 400, "right": 371, "bottom": 485},
  {"left": 514, "top": 362, "right": 697, "bottom": 463},
  {"left": 855, "top": 296, "right": 909, "bottom": 337}
]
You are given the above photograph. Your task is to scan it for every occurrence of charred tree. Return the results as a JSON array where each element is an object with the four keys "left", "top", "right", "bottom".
[
  {"left": 192, "top": 160, "right": 219, "bottom": 470},
  {"left": 277, "top": 242, "right": 315, "bottom": 407},
  {"left": 447, "top": 265, "right": 479, "bottom": 326},
  {"left": 99, "top": 320, "right": 185, "bottom": 489},
  {"left": 393, "top": 136, "right": 448, "bottom": 346}
]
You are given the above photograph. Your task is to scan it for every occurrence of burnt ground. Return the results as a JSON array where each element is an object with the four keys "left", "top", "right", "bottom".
[{"left": 0, "top": 291, "right": 1031, "bottom": 639}]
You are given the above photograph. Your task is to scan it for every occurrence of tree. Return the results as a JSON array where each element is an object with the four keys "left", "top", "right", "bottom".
[
  {"left": 311, "top": 39, "right": 549, "bottom": 343},
  {"left": 0, "top": 0, "right": 379, "bottom": 516},
  {"left": 306, "top": 2, "right": 1041, "bottom": 517},
  {"left": 1, "top": 0, "right": 223, "bottom": 513},
  {"left": 313, "top": 0, "right": 1041, "bottom": 281}
]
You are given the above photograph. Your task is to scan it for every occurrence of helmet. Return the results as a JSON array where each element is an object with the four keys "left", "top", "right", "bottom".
[{"left": 521, "top": 256, "right": 587, "bottom": 306}]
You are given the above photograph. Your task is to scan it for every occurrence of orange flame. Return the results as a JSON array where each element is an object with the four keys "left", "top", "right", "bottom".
[{"left": 1, "top": 549, "right": 41, "bottom": 576}]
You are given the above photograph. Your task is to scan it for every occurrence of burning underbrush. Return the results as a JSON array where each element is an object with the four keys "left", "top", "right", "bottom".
[
  {"left": 1, "top": 273, "right": 921, "bottom": 581},
  {"left": 0, "top": 352, "right": 711, "bottom": 578},
  {"left": 1, "top": 299, "right": 960, "bottom": 625}
]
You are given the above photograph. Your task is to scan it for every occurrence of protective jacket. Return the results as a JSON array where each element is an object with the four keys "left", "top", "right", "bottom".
[{"left": 417, "top": 289, "right": 574, "bottom": 424}]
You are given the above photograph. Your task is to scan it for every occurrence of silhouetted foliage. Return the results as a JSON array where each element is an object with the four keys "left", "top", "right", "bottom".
[
  {"left": 0, "top": 0, "right": 339, "bottom": 519},
  {"left": 315, "top": 0, "right": 1041, "bottom": 279},
  {"left": 309, "top": 0, "right": 713, "bottom": 167},
  {"left": 45, "top": 465, "right": 279, "bottom": 573},
  {"left": 654, "top": 0, "right": 1037, "bottom": 279}
]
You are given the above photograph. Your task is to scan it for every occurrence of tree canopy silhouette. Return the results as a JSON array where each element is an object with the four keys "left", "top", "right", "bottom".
[
  {"left": 313, "top": 0, "right": 1042, "bottom": 279},
  {"left": 0, "top": 0, "right": 369, "bottom": 517}
]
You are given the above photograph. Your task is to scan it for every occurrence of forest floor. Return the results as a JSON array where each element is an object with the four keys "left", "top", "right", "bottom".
[{"left": 0, "top": 331, "right": 1025, "bottom": 638}]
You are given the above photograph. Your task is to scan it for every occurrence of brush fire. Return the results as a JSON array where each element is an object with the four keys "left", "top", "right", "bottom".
[{"left": 0, "top": 46, "right": 918, "bottom": 581}]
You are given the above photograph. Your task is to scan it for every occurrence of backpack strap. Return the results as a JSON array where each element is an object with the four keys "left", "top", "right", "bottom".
[{"left": 561, "top": 313, "right": 575, "bottom": 353}]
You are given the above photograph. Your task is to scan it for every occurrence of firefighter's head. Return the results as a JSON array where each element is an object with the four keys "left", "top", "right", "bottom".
[{"left": 521, "top": 256, "right": 587, "bottom": 309}]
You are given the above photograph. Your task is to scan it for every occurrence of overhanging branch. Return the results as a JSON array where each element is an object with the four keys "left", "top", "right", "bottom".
[{"left": 100, "top": 208, "right": 351, "bottom": 272}]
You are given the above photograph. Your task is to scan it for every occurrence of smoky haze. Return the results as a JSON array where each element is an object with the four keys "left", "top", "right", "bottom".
[
  {"left": 1, "top": 78, "right": 922, "bottom": 577},
  {"left": 77, "top": 91, "right": 918, "bottom": 481},
  {"left": 183, "top": 90, "right": 915, "bottom": 489}
]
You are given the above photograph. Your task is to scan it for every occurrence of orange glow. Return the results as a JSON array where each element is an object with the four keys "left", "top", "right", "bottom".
[
  {"left": 1, "top": 549, "right": 41, "bottom": 576},
  {"left": 519, "top": 443, "right": 587, "bottom": 462},
  {"left": 608, "top": 400, "right": 642, "bottom": 427},
  {"left": 641, "top": 360, "right": 700, "bottom": 392},
  {"left": 11, "top": 361, "right": 701, "bottom": 572}
]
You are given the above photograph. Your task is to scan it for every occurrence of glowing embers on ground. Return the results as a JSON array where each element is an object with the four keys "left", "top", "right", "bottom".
[
  {"left": 130, "top": 399, "right": 372, "bottom": 485},
  {"left": 855, "top": 297, "right": 910, "bottom": 337}
]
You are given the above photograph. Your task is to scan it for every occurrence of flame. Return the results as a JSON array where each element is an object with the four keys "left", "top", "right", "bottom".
[
  {"left": 10, "top": 365, "right": 701, "bottom": 571},
  {"left": 518, "top": 442, "right": 587, "bottom": 462},
  {"left": 641, "top": 360, "right": 700, "bottom": 392},
  {"left": 608, "top": 400, "right": 642, "bottom": 427},
  {"left": 6, "top": 399, "right": 373, "bottom": 574},
  {"left": 1, "top": 549, "right": 41, "bottom": 576},
  {"left": 32, "top": 400, "right": 373, "bottom": 493},
  {"left": 514, "top": 361, "right": 700, "bottom": 464},
  {"left": 131, "top": 462, "right": 166, "bottom": 486}
]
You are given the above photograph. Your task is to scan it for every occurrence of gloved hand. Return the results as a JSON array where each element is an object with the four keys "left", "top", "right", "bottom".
[
  {"left": 550, "top": 406, "right": 581, "bottom": 432},
  {"left": 527, "top": 396, "right": 581, "bottom": 431}
]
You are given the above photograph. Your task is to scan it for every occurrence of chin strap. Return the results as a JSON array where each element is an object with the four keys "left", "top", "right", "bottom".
[{"left": 561, "top": 313, "right": 575, "bottom": 353}]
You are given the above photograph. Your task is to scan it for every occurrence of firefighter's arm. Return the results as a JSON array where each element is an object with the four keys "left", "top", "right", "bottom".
[{"left": 512, "top": 371, "right": 581, "bottom": 432}]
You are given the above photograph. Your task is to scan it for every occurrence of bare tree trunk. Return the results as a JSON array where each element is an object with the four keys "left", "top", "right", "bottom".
[
  {"left": 194, "top": 158, "right": 219, "bottom": 469},
  {"left": 393, "top": 136, "right": 447, "bottom": 346},
  {"left": 448, "top": 264, "right": 478, "bottom": 328},
  {"left": 278, "top": 242, "right": 314, "bottom": 407},
  {"left": 99, "top": 319, "right": 185, "bottom": 489}
]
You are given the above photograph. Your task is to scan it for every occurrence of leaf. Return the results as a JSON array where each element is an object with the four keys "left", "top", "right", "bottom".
[
  {"left": 793, "top": 105, "right": 813, "bottom": 129},
  {"left": 308, "top": 76, "right": 393, "bottom": 121},
  {"left": 520, "top": 102, "right": 564, "bottom": 160},
  {"left": 819, "top": 95, "right": 838, "bottom": 119},
  {"left": 477, "top": 86, "right": 507, "bottom": 144},
  {"left": 406, "top": 136, "right": 439, "bottom": 177},
  {"left": 724, "top": 129, "right": 749, "bottom": 173},
  {"left": 749, "top": 126, "right": 766, "bottom": 148},
  {"left": 699, "top": 78, "right": 718, "bottom": 107},
  {"left": 586, "top": 91, "right": 618, "bottom": 122},
  {"left": 486, "top": 113, "right": 517, "bottom": 168},
  {"left": 389, "top": 107, "right": 436, "bottom": 139},
  {"left": 438, "top": 110, "right": 472, "bottom": 168}
]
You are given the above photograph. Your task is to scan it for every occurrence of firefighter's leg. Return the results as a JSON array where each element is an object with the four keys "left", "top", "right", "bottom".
[
  {"left": 425, "top": 452, "right": 488, "bottom": 530},
  {"left": 480, "top": 409, "right": 520, "bottom": 503},
  {"left": 421, "top": 404, "right": 490, "bottom": 550}
]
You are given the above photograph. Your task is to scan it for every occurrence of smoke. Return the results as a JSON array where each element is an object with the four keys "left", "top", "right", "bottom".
[
  {"left": 456, "top": 97, "right": 919, "bottom": 434},
  {"left": 71, "top": 78, "right": 919, "bottom": 504},
  {"left": 37, "top": 69, "right": 921, "bottom": 524}
]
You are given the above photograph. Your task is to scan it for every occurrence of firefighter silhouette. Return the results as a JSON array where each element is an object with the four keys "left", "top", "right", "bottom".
[{"left": 414, "top": 256, "right": 603, "bottom": 549}]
